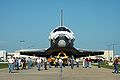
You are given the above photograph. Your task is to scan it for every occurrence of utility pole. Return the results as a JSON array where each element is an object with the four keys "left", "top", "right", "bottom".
[
  {"left": 107, "top": 44, "right": 119, "bottom": 61},
  {"left": 111, "top": 44, "right": 118, "bottom": 56},
  {"left": 109, "top": 44, "right": 120, "bottom": 60}
]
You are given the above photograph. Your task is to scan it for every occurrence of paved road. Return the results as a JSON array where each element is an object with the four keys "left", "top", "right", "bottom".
[{"left": 0, "top": 66, "right": 120, "bottom": 80}]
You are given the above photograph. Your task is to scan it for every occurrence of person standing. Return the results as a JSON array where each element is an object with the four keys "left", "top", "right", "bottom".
[
  {"left": 62, "top": 59, "right": 66, "bottom": 67},
  {"left": 71, "top": 58, "right": 74, "bottom": 69},
  {"left": 8, "top": 56, "right": 14, "bottom": 73},
  {"left": 44, "top": 57, "right": 47, "bottom": 70},
  {"left": 48, "top": 58, "right": 52, "bottom": 68},
  {"left": 27, "top": 57, "right": 31, "bottom": 69},
  {"left": 15, "top": 57, "right": 19, "bottom": 70},
  {"left": 82, "top": 57, "right": 85, "bottom": 68},
  {"left": 18, "top": 58, "right": 21, "bottom": 70},
  {"left": 59, "top": 58, "right": 63, "bottom": 68},
  {"left": 67, "top": 58, "right": 71, "bottom": 67},
  {"left": 12, "top": 57, "right": 15, "bottom": 70},
  {"left": 21, "top": 58, "right": 26, "bottom": 70},
  {"left": 85, "top": 58, "right": 89, "bottom": 68},
  {"left": 88, "top": 57, "right": 92, "bottom": 68},
  {"left": 113, "top": 58, "right": 119, "bottom": 74},
  {"left": 36, "top": 57, "right": 41, "bottom": 71},
  {"left": 55, "top": 58, "right": 58, "bottom": 68},
  {"left": 76, "top": 58, "right": 79, "bottom": 67},
  {"left": 21, "top": 58, "right": 24, "bottom": 70},
  {"left": 97, "top": 58, "right": 101, "bottom": 68}
]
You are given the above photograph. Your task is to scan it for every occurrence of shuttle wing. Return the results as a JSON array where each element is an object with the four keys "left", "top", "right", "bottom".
[
  {"left": 78, "top": 49, "right": 104, "bottom": 57},
  {"left": 19, "top": 48, "right": 48, "bottom": 57},
  {"left": 19, "top": 48, "right": 104, "bottom": 58}
]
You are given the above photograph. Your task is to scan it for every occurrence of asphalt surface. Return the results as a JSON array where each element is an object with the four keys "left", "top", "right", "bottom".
[{"left": 0, "top": 65, "right": 120, "bottom": 80}]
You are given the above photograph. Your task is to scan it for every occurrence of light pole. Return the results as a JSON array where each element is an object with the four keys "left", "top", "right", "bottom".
[{"left": 20, "top": 40, "right": 25, "bottom": 50}]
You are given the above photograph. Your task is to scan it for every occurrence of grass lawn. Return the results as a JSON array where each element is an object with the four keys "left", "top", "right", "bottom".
[
  {"left": 93, "top": 62, "right": 120, "bottom": 71},
  {"left": 0, "top": 63, "right": 8, "bottom": 69}
]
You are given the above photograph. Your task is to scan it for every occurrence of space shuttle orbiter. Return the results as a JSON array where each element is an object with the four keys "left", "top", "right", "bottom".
[{"left": 20, "top": 10, "right": 104, "bottom": 58}]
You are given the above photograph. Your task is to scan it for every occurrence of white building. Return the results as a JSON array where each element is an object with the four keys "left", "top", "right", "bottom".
[
  {"left": 0, "top": 50, "right": 7, "bottom": 62},
  {"left": 90, "top": 50, "right": 113, "bottom": 61},
  {"left": 7, "top": 50, "right": 38, "bottom": 59},
  {"left": 102, "top": 50, "right": 113, "bottom": 61}
]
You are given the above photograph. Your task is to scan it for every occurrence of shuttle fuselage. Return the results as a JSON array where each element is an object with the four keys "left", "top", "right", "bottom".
[{"left": 49, "top": 26, "right": 75, "bottom": 48}]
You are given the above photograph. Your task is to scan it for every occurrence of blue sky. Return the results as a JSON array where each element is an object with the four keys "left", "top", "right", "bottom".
[{"left": 0, "top": 0, "right": 120, "bottom": 54}]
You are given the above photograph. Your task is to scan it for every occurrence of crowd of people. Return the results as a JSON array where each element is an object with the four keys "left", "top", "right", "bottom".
[
  {"left": 7, "top": 56, "right": 120, "bottom": 74},
  {"left": 7, "top": 56, "right": 81, "bottom": 73},
  {"left": 82, "top": 57, "right": 92, "bottom": 68},
  {"left": 7, "top": 56, "right": 35, "bottom": 73}
]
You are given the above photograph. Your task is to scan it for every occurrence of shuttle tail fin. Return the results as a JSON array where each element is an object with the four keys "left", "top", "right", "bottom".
[{"left": 60, "top": 9, "right": 64, "bottom": 26}]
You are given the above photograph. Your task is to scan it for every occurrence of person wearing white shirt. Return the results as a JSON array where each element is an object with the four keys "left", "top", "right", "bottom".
[
  {"left": 8, "top": 56, "right": 14, "bottom": 73},
  {"left": 36, "top": 57, "right": 41, "bottom": 71},
  {"left": 59, "top": 58, "right": 63, "bottom": 68},
  {"left": 82, "top": 57, "right": 85, "bottom": 68}
]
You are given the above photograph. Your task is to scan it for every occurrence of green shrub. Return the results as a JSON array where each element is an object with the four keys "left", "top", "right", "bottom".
[
  {"left": 0, "top": 63, "right": 8, "bottom": 69},
  {"left": 94, "top": 62, "right": 120, "bottom": 70}
]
